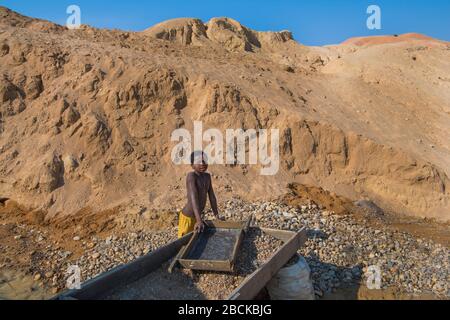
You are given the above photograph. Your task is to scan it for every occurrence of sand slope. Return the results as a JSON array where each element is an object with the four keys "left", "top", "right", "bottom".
[{"left": 0, "top": 6, "right": 449, "bottom": 221}]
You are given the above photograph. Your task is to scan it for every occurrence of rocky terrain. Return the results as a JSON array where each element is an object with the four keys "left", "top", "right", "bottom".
[
  {"left": 220, "top": 199, "right": 449, "bottom": 298},
  {"left": 1, "top": 194, "right": 448, "bottom": 300}
]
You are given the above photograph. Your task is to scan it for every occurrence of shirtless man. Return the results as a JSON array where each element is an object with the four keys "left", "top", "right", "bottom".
[{"left": 178, "top": 151, "right": 221, "bottom": 238}]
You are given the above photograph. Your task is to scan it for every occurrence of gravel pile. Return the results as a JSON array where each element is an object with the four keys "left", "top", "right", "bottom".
[
  {"left": 204, "top": 198, "right": 449, "bottom": 298},
  {"left": 73, "top": 230, "right": 177, "bottom": 282},
  {"left": 19, "top": 198, "right": 449, "bottom": 299},
  {"left": 235, "top": 228, "right": 284, "bottom": 274},
  {"left": 20, "top": 230, "right": 177, "bottom": 293}
]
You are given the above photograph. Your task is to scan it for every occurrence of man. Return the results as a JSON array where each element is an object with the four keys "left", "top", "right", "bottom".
[{"left": 178, "top": 151, "right": 221, "bottom": 238}]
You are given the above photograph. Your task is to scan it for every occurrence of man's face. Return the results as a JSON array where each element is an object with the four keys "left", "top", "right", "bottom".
[
  {"left": 192, "top": 161, "right": 208, "bottom": 173},
  {"left": 192, "top": 154, "right": 208, "bottom": 173}
]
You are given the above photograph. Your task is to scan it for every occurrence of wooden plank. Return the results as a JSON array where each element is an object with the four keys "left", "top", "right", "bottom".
[
  {"left": 261, "top": 228, "right": 297, "bottom": 242},
  {"left": 227, "top": 227, "right": 307, "bottom": 300},
  {"left": 53, "top": 233, "right": 193, "bottom": 300},
  {"left": 205, "top": 220, "right": 246, "bottom": 229},
  {"left": 180, "top": 231, "right": 200, "bottom": 260},
  {"left": 229, "top": 229, "right": 244, "bottom": 268},
  {"left": 228, "top": 217, "right": 250, "bottom": 269},
  {"left": 168, "top": 245, "right": 187, "bottom": 274},
  {"left": 244, "top": 216, "right": 253, "bottom": 233}
]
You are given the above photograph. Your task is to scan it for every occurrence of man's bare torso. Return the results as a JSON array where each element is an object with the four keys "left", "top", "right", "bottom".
[{"left": 182, "top": 172, "right": 212, "bottom": 218}]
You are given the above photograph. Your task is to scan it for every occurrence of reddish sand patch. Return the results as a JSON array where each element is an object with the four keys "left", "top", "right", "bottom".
[{"left": 342, "top": 33, "right": 445, "bottom": 47}]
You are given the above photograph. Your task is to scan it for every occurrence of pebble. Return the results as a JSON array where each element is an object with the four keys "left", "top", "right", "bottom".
[{"left": 91, "top": 253, "right": 100, "bottom": 259}]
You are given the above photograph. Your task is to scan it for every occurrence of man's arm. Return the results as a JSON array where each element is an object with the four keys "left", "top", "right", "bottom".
[
  {"left": 187, "top": 174, "right": 204, "bottom": 232},
  {"left": 208, "top": 175, "right": 221, "bottom": 219}
]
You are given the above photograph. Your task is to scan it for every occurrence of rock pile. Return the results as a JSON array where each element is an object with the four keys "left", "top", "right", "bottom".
[
  {"left": 206, "top": 198, "right": 449, "bottom": 298},
  {"left": 15, "top": 229, "right": 177, "bottom": 293},
  {"left": 6, "top": 199, "right": 448, "bottom": 299}
]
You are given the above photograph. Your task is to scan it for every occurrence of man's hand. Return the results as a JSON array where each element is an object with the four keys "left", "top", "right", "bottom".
[{"left": 194, "top": 220, "right": 205, "bottom": 233}]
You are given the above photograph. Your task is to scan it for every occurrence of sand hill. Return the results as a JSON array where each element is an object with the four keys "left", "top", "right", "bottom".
[{"left": 0, "top": 6, "right": 449, "bottom": 221}]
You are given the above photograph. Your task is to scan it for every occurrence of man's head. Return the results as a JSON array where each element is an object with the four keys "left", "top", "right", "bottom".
[{"left": 190, "top": 151, "right": 208, "bottom": 173}]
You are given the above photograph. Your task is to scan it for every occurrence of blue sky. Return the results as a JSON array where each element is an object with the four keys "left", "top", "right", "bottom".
[{"left": 1, "top": 0, "right": 449, "bottom": 45}]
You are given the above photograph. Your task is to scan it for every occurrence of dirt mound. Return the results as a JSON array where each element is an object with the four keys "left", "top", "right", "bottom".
[
  {"left": 0, "top": 200, "right": 116, "bottom": 239},
  {"left": 0, "top": 7, "right": 449, "bottom": 221},
  {"left": 283, "top": 184, "right": 354, "bottom": 215},
  {"left": 144, "top": 16, "right": 295, "bottom": 52},
  {"left": 143, "top": 18, "right": 207, "bottom": 45},
  {"left": 0, "top": 6, "right": 32, "bottom": 28},
  {"left": 0, "top": 6, "right": 65, "bottom": 33}
]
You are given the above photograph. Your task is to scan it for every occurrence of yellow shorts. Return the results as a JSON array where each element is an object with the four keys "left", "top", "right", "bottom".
[{"left": 178, "top": 212, "right": 196, "bottom": 239}]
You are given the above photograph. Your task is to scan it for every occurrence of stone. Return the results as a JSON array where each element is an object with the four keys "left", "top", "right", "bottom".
[
  {"left": 92, "top": 252, "right": 100, "bottom": 259},
  {"left": 255, "top": 213, "right": 264, "bottom": 221}
]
